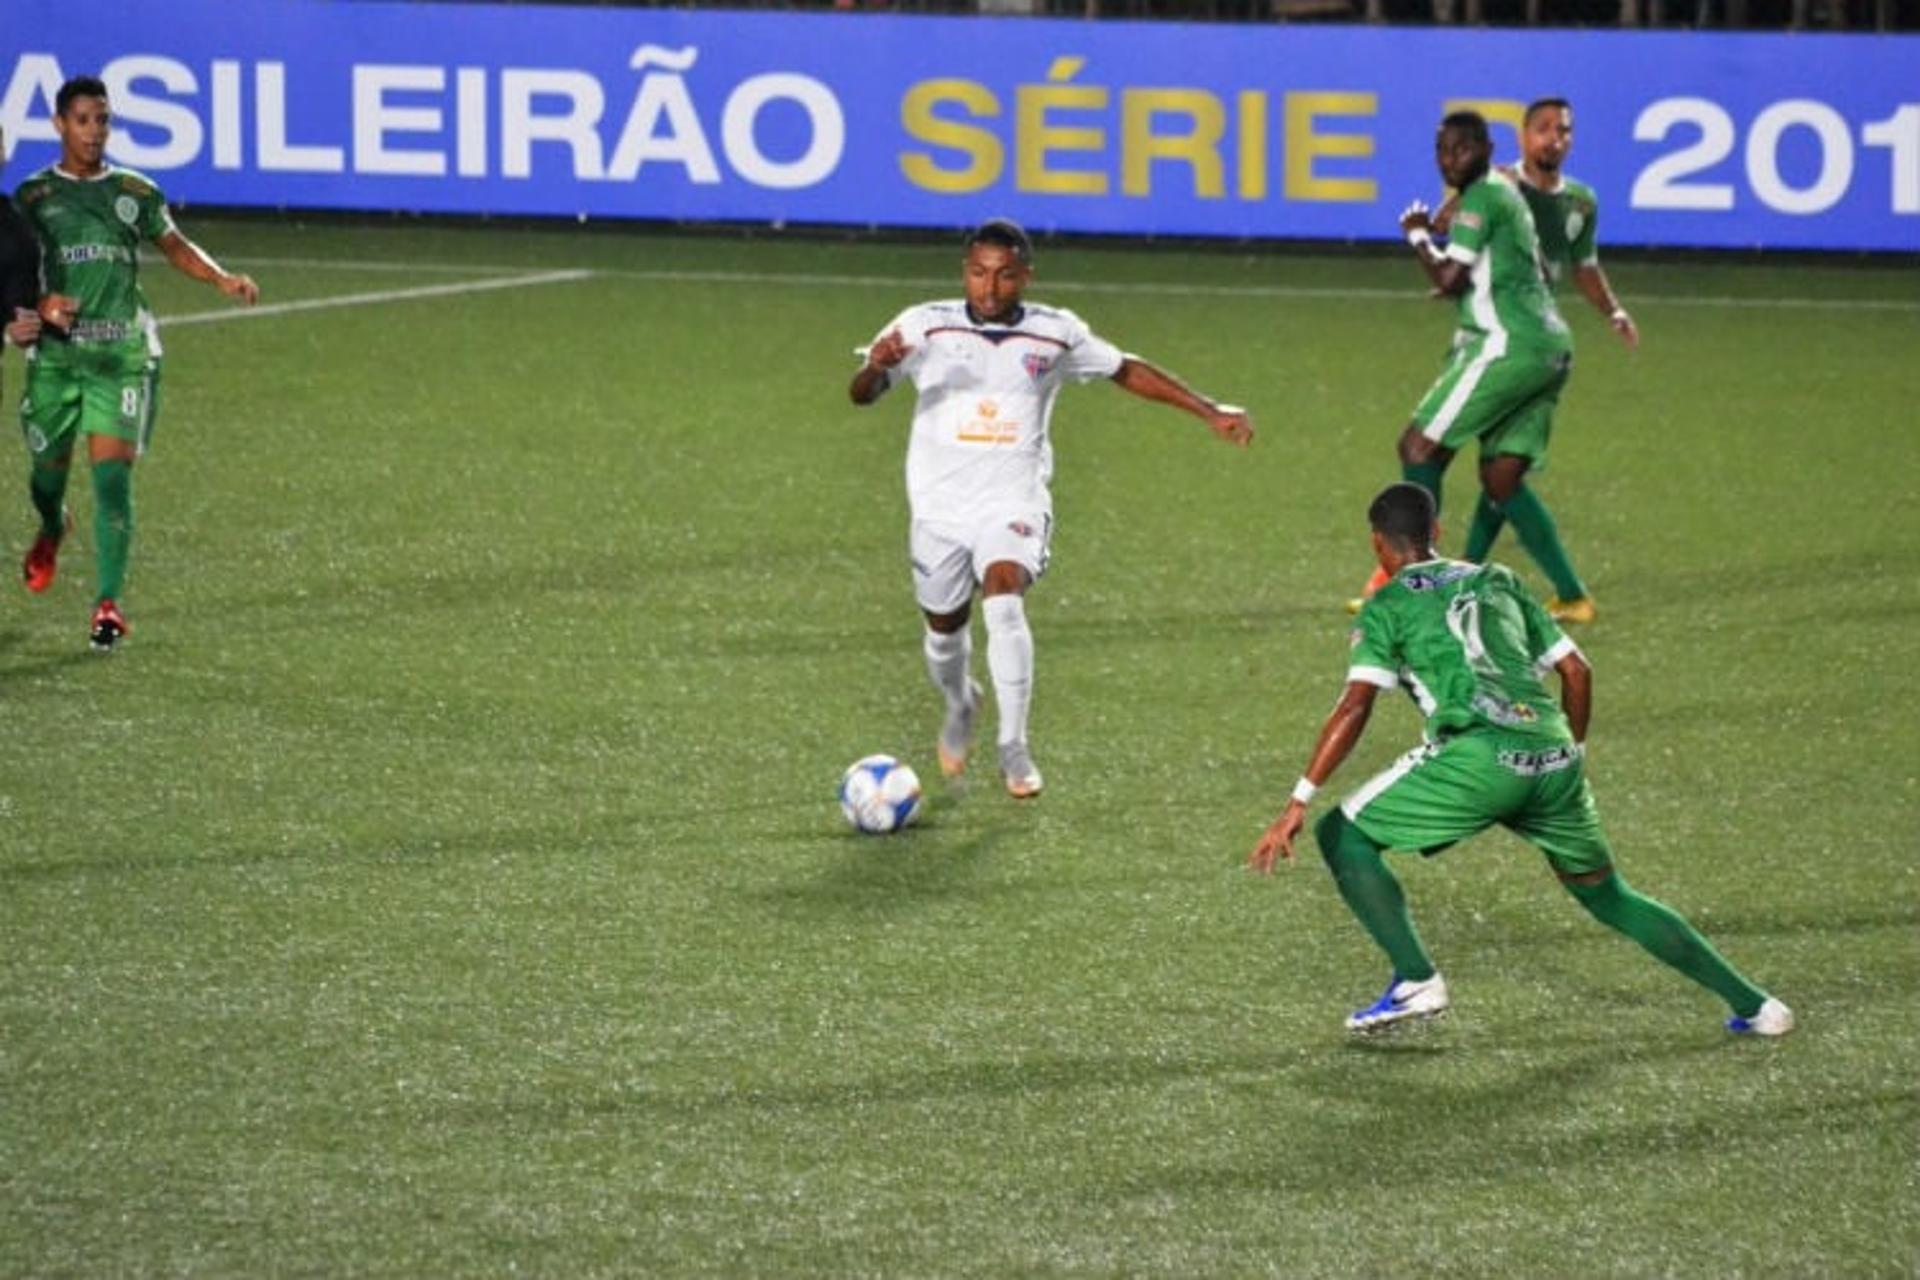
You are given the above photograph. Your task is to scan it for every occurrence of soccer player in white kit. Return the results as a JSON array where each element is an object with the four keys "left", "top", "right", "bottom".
[{"left": 850, "top": 220, "right": 1253, "bottom": 798}]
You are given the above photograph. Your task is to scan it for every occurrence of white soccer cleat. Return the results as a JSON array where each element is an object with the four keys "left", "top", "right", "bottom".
[
  {"left": 1727, "top": 996, "right": 1795, "bottom": 1038},
  {"left": 938, "top": 679, "right": 984, "bottom": 778},
  {"left": 999, "top": 741, "right": 1043, "bottom": 799},
  {"left": 1345, "top": 972, "right": 1450, "bottom": 1033}
]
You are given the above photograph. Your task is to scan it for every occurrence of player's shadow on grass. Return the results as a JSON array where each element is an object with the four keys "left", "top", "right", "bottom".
[
  {"left": 546, "top": 1047, "right": 1306, "bottom": 1122},
  {"left": 0, "top": 627, "right": 103, "bottom": 678},
  {"left": 751, "top": 792, "right": 1004, "bottom": 914},
  {"left": 1079, "top": 1083, "right": 1912, "bottom": 1204}
]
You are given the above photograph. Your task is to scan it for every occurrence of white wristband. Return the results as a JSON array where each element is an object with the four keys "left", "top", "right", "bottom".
[
  {"left": 1290, "top": 777, "right": 1318, "bottom": 805},
  {"left": 1609, "top": 307, "right": 1630, "bottom": 323},
  {"left": 1406, "top": 228, "right": 1433, "bottom": 251}
]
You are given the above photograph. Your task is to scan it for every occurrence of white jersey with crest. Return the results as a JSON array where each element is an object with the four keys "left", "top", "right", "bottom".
[{"left": 873, "top": 300, "right": 1125, "bottom": 525}]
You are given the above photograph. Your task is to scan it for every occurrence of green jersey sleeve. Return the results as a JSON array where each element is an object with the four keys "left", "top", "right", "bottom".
[
  {"left": 1346, "top": 601, "right": 1401, "bottom": 689},
  {"left": 1513, "top": 570, "right": 1581, "bottom": 674},
  {"left": 122, "top": 172, "right": 176, "bottom": 242}
]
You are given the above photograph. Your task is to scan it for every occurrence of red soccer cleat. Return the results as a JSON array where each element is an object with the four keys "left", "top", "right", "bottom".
[
  {"left": 89, "top": 598, "right": 129, "bottom": 652},
  {"left": 22, "top": 509, "right": 72, "bottom": 594}
]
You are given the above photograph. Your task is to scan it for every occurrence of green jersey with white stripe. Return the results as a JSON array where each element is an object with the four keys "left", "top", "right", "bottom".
[
  {"left": 14, "top": 164, "right": 174, "bottom": 367},
  {"left": 1348, "top": 559, "right": 1578, "bottom": 744},
  {"left": 1445, "top": 171, "right": 1571, "bottom": 354},
  {"left": 1513, "top": 170, "right": 1600, "bottom": 289}
]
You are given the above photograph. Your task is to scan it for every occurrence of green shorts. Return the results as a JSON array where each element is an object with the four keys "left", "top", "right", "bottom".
[
  {"left": 20, "top": 350, "right": 162, "bottom": 461},
  {"left": 1411, "top": 337, "right": 1571, "bottom": 464},
  {"left": 1341, "top": 730, "right": 1613, "bottom": 876}
]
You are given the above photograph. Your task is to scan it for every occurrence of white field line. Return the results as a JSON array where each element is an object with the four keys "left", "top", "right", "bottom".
[
  {"left": 225, "top": 255, "right": 1920, "bottom": 313},
  {"left": 160, "top": 268, "right": 594, "bottom": 328}
]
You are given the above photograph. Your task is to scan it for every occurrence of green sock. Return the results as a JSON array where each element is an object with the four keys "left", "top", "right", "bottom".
[
  {"left": 1464, "top": 492, "right": 1506, "bottom": 563},
  {"left": 29, "top": 461, "right": 68, "bottom": 539},
  {"left": 1316, "top": 810, "right": 1437, "bottom": 981},
  {"left": 91, "top": 460, "right": 134, "bottom": 603},
  {"left": 1564, "top": 872, "right": 1767, "bottom": 1018},
  {"left": 1401, "top": 458, "right": 1446, "bottom": 516},
  {"left": 1501, "top": 484, "right": 1586, "bottom": 600}
]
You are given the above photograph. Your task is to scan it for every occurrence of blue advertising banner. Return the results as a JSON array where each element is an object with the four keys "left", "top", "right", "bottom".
[{"left": 2, "top": 1, "right": 1915, "bottom": 250}]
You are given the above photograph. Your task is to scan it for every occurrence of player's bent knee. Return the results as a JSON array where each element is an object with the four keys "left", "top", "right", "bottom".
[
  {"left": 980, "top": 560, "right": 1031, "bottom": 597},
  {"left": 924, "top": 606, "right": 971, "bottom": 634}
]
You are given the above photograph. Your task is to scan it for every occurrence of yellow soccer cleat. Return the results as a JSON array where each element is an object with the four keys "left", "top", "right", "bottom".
[{"left": 1547, "top": 595, "right": 1598, "bottom": 625}]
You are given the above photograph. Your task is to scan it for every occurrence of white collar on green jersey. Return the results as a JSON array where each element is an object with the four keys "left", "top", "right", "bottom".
[
  {"left": 1514, "top": 161, "right": 1567, "bottom": 195},
  {"left": 52, "top": 164, "right": 117, "bottom": 184}
]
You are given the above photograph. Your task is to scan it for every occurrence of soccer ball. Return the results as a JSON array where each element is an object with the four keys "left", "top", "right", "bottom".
[{"left": 838, "top": 755, "right": 922, "bottom": 834}]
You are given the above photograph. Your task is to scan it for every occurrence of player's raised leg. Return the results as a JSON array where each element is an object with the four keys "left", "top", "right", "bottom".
[
  {"left": 23, "top": 456, "right": 71, "bottom": 593},
  {"left": 913, "top": 521, "right": 985, "bottom": 777},
  {"left": 21, "top": 360, "right": 80, "bottom": 594}
]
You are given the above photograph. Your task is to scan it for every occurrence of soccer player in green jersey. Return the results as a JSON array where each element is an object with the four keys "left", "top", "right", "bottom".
[
  {"left": 1253, "top": 483, "right": 1793, "bottom": 1037},
  {"left": 15, "top": 75, "right": 259, "bottom": 650},
  {"left": 1458, "top": 97, "right": 1637, "bottom": 623},
  {"left": 1358, "top": 111, "right": 1591, "bottom": 625}
]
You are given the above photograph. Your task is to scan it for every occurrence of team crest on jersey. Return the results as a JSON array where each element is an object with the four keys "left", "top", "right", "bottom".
[
  {"left": 114, "top": 195, "right": 140, "bottom": 225},
  {"left": 1565, "top": 211, "right": 1586, "bottom": 242},
  {"left": 1021, "top": 352, "right": 1055, "bottom": 383},
  {"left": 1008, "top": 520, "right": 1036, "bottom": 538}
]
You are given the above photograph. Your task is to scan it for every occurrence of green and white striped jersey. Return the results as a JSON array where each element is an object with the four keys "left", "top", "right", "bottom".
[{"left": 1443, "top": 171, "right": 1571, "bottom": 353}]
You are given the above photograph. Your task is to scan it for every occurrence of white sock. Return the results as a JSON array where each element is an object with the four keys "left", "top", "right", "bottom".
[
  {"left": 983, "top": 594, "right": 1033, "bottom": 746},
  {"left": 922, "top": 626, "right": 972, "bottom": 711}
]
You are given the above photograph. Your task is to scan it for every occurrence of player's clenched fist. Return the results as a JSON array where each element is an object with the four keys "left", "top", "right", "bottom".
[{"left": 866, "top": 327, "right": 911, "bottom": 370}]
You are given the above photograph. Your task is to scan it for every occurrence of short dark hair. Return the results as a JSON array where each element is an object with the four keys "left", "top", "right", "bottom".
[
  {"left": 56, "top": 76, "right": 108, "bottom": 118},
  {"left": 1524, "top": 97, "right": 1572, "bottom": 125},
  {"left": 1368, "top": 483, "right": 1437, "bottom": 550},
  {"left": 966, "top": 218, "right": 1033, "bottom": 265},
  {"left": 1438, "top": 111, "right": 1489, "bottom": 146}
]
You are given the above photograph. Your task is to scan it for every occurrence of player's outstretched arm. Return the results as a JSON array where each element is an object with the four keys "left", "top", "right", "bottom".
[
  {"left": 1109, "top": 357, "right": 1252, "bottom": 447},
  {"left": 1248, "top": 681, "right": 1378, "bottom": 874},
  {"left": 1573, "top": 264, "right": 1637, "bottom": 349},
  {"left": 156, "top": 229, "right": 258, "bottom": 305},
  {"left": 1554, "top": 650, "right": 1593, "bottom": 744}
]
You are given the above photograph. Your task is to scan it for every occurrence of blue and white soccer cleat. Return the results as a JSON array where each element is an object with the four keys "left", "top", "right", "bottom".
[
  {"left": 1345, "top": 972, "right": 1450, "bottom": 1032},
  {"left": 1726, "top": 996, "right": 1795, "bottom": 1037}
]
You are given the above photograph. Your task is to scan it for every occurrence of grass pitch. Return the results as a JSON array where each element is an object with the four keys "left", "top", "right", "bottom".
[{"left": 0, "top": 221, "right": 1915, "bottom": 1275}]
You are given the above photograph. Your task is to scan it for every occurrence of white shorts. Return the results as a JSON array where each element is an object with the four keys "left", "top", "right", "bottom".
[{"left": 909, "top": 509, "right": 1052, "bottom": 613}]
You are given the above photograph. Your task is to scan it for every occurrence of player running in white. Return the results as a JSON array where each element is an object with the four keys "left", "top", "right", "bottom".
[{"left": 850, "top": 219, "right": 1252, "bottom": 798}]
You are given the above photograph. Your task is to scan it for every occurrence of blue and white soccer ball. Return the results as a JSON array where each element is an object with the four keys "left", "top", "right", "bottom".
[{"left": 838, "top": 755, "right": 922, "bottom": 834}]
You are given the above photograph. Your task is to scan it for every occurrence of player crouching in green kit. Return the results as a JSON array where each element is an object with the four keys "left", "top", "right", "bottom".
[
  {"left": 15, "top": 75, "right": 258, "bottom": 650},
  {"left": 1252, "top": 483, "right": 1792, "bottom": 1038}
]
